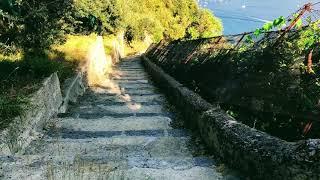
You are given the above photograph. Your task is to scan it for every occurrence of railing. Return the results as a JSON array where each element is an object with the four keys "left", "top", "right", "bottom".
[{"left": 148, "top": 2, "right": 320, "bottom": 67}]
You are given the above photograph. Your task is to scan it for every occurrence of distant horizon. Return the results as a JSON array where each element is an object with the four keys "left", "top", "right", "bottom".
[{"left": 199, "top": 0, "right": 319, "bottom": 34}]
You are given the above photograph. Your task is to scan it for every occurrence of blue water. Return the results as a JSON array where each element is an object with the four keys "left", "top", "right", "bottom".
[{"left": 199, "top": 0, "right": 319, "bottom": 35}]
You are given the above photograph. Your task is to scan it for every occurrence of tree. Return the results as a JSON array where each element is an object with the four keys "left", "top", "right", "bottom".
[
  {"left": 0, "top": 0, "right": 72, "bottom": 56},
  {"left": 186, "top": 9, "right": 223, "bottom": 39}
]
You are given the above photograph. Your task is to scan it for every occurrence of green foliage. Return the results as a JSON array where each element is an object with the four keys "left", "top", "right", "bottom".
[
  {"left": 71, "top": 0, "right": 124, "bottom": 34},
  {"left": 252, "top": 16, "right": 287, "bottom": 38},
  {"left": 186, "top": 9, "right": 223, "bottom": 39},
  {"left": 297, "top": 20, "right": 320, "bottom": 51},
  {"left": 1, "top": 0, "right": 222, "bottom": 54},
  {"left": 0, "top": 0, "right": 72, "bottom": 55},
  {"left": 71, "top": 0, "right": 222, "bottom": 42}
]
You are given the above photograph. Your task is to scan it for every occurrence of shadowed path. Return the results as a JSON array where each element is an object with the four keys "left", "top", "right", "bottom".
[{"left": 1, "top": 57, "right": 241, "bottom": 179}]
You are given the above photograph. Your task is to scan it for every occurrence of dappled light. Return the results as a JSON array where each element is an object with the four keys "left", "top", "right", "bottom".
[{"left": 87, "top": 36, "right": 113, "bottom": 86}]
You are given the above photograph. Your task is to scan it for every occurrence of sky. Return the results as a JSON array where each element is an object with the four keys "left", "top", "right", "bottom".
[{"left": 199, "top": 0, "right": 319, "bottom": 34}]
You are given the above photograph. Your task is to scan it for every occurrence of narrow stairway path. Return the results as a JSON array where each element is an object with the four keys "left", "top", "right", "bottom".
[{"left": 1, "top": 57, "right": 241, "bottom": 179}]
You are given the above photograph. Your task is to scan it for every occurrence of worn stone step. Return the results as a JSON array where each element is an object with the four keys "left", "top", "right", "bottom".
[
  {"left": 2, "top": 155, "right": 221, "bottom": 180},
  {"left": 111, "top": 73, "right": 148, "bottom": 77},
  {"left": 118, "top": 66, "right": 144, "bottom": 69},
  {"left": 110, "top": 72, "right": 147, "bottom": 76},
  {"left": 120, "top": 61, "right": 141, "bottom": 63},
  {"left": 90, "top": 85, "right": 157, "bottom": 92},
  {"left": 117, "top": 69, "right": 144, "bottom": 71},
  {"left": 63, "top": 112, "right": 172, "bottom": 119},
  {"left": 1, "top": 154, "right": 216, "bottom": 169},
  {"left": 46, "top": 129, "right": 189, "bottom": 140},
  {"left": 88, "top": 88, "right": 159, "bottom": 95},
  {"left": 116, "top": 70, "right": 146, "bottom": 73},
  {"left": 118, "top": 62, "right": 142, "bottom": 65},
  {"left": 25, "top": 136, "right": 192, "bottom": 157},
  {"left": 117, "top": 66, "right": 144, "bottom": 69},
  {"left": 112, "top": 79, "right": 150, "bottom": 83},
  {"left": 119, "top": 63, "right": 141, "bottom": 66},
  {"left": 68, "top": 104, "right": 166, "bottom": 114},
  {"left": 118, "top": 63, "right": 142, "bottom": 65},
  {"left": 111, "top": 77, "right": 150, "bottom": 81},
  {"left": 110, "top": 75, "right": 149, "bottom": 79},
  {"left": 55, "top": 116, "right": 172, "bottom": 132},
  {"left": 78, "top": 101, "right": 162, "bottom": 107},
  {"left": 5, "top": 167, "right": 222, "bottom": 180},
  {"left": 89, "top": 85, "right": 156, "bottom": 91},
  {"left": 117, "top": 83, "right": 155, "bottom": 89},
  {"left": 80, "top": 94, "right": 165, "bottom": 104},
  {"left": 112, "top": 80, "right": 150, "bottom": 84},
  {"left": 88, "top": 92, "right": 158, "bottom": 97},
  {"left": 112, "top": 70, "right": 148, "bottom": 75}
]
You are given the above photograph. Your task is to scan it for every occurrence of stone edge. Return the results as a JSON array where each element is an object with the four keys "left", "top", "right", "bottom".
[
  {"left": 0, "top": 72, "right": 86, "bottom": 155},
  {"left": 59, "top": 72, "right": 86, "bottom": 113},
  {"left": 142, "top": 55, "right": 320, "bottom": 180}
]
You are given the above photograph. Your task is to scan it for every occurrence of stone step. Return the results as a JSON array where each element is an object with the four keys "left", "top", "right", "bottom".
[
  {"left": 55, "top": 116, "right": 172, "bottom": 132},
  {"left": 118, "top": 66, "right": 144, "bottom": 69},
  {"left": 116, "top": 63, "right": 143, "bottom": 67},
  {"left": 112, "top": 79, "right": 150, "bottom": 83},
  {"left": 25, "top": 136, "right": 192, "bottom": 157},
  {"left": 88, "top": 92, "right": 158, "bottom": 97},
  {"left": 117, "top": 69, "right": 144, "bottom": 71},
  {"left": 117, "top": 83, "right": 156, "bottom": 89},
  {"left": 87, "top": 88, "right": 159, "bottom": 95},
  {"left": 68, "top": 104, "right": 166, "bottom": 114},
  {"left": 2, "top": 155, "right": 221, "bottom": 180},
  {"left": 112, "top": 80, "right": 151, "bottom": 84},
  {"left": 117, "top": 66, "right": 144, "bottom": 68},
  {"left": 120, "top": 60, "right": 141, "bottom": 63},
  {"left": 62, "top": 112, "right": 172, "bottom": 119},
  {"left": 78, "top": 101, "right": 162, "bottom": 106},
  {"left": 118, "top": 62, "right": 142, "bottom": 65},
  {"left": 46, "top": 129, "right": 188, "bottom": 140},
  {"left": 111, "top": 77, "right": 150, "bottom": 81},
  {"left": 116, "top": 70, "right": 146, "bottom": 73},
  {"left": 80, "top": 94, "right": 165, "bottom": 104},
  {"left": 111, "top": 70, "right": 148, "bottom": 76},
  {"left": 90, "top": 85, "right": 157, "bottom": 92},
  {"left": 110, "top": 75, "right": 149, "bottom": 79}
]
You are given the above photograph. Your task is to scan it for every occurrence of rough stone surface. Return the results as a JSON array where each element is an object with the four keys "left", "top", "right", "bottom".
[
  {"left": 142, "top": 55, "right": 320, "bottom": 179},
  {"left": 0, "top": 57, "right": 241, "bottom": 179},
  {"left": 59, "top": 72, "right": 86, "bottom": 113},
  {"left": 0, "top": 73, "right": 63, "bottom": 155}
]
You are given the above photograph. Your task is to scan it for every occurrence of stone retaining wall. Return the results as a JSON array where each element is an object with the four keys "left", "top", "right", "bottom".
[
  {"left": 0, "top": 72, "right": 85, "bottom": 155},
  {"left": 142, "top": 55, "right": 320, "bottom": 180},
  {"left": 59, "top": 72, "right": 86, "bottom": 113}
]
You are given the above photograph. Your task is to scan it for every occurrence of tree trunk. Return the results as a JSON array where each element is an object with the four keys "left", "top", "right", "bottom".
[{"left": 307, "top": 49, "right": 313, "bottom": 74}]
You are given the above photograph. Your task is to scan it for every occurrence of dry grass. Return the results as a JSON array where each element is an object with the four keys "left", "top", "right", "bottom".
[
  {"left": 125, "top": 40, "right": 150, "bottom": 56},
  {"left": 51, "top": 34, "right": 98, "bottom": 64}
]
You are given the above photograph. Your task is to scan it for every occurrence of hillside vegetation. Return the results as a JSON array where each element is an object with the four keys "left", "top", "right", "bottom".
[
  {"left": 73, "top": 0, "right": 222, "bottom": 42},
  {"left": 0, "top": 0, "right": 222, "bottom": 56}
]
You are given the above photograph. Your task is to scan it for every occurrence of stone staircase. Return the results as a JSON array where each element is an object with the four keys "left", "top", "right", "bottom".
[{"left": 1, "top": 57, "right": 240, "bottom": 180}]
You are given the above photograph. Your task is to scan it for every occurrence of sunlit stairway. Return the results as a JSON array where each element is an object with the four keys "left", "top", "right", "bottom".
[{"left": 1, "top": 57, "right": 238, "bottom": 180}]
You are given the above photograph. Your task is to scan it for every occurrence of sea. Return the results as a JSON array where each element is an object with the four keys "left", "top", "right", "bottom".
[{"left": 199, "top": 0, "right": 319, "bottom": 35}]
